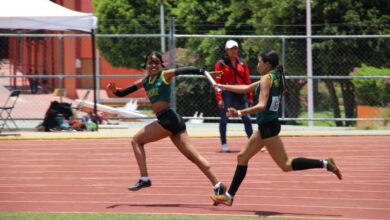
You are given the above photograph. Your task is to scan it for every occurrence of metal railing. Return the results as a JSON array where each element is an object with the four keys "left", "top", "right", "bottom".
[{"left": 1, "top": 32, "right": 389, "bottom": 128}]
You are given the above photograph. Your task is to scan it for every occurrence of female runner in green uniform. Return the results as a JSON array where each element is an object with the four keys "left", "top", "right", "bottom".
[
  {"left": 210, "top": 50, "right": 342, "bottom": 206},
  {"left": 107, "top": 52, "right": 226, "bottom": 195}
]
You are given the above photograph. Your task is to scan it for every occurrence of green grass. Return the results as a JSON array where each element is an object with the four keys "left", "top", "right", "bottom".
[
  {"left": 296, "top": 111, "right": 340, "bottom": 127},
  {"left": 0, "top": 212, "right": 323, "bottom": 220}
]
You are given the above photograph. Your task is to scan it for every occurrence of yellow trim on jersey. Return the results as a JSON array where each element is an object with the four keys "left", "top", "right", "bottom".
[
  {"left": 149, "top": 75, "right": 157, "bottom": 84},
  {"left": 161, "top": 71, "right": 170, "bottom": 85},
  {"left": 267, "top": 73, "right": 273, "bottom": 87}
]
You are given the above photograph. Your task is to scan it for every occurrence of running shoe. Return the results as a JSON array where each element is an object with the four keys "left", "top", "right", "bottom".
[
  {"left": 326, "top": 158, "right": 342, "bottom": 180},
  {"left": 221, "top": 144, "right": 230, "bottom": 152},
  {"left": 128, "top": 179, "right": 152, "bottom": 191},
  {"left": 210, "top": 193, "right": 233, "bottom": 206}
]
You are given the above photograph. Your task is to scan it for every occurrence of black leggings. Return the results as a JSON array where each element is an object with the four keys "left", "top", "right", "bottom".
[{"left": 156, "top": 109, "right": 186, "bottom": 135}]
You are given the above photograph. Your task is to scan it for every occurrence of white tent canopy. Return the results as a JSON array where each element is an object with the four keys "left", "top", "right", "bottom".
[
  {"left": 0, "top": 0, "right": 100, "bottom": 129},
  {"left": 0, "top": 0, "right": 97, "bottom": 32}
]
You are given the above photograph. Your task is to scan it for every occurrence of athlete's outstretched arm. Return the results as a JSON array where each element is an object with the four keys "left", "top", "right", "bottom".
[
  {"left": 217, "top": 80, "right": 261, "bottom": 94},
  {"left": 226, "top": 76, "right": 271, "bottom": 117},
  {"left": 107, "top": 78, "right": 144, "bottom": 97}
]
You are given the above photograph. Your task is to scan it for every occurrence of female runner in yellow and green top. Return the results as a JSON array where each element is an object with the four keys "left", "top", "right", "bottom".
[
  {"left": 107, "top": 52, "right": 226, "bottom": 195},
  {"left": 210, "top": 50, "right": 342, "bottom": 206}
]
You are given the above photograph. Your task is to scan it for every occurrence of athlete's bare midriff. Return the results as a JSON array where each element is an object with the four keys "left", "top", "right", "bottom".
[{"left": 151, "top": 101, "right": 171, "bottom": 115}]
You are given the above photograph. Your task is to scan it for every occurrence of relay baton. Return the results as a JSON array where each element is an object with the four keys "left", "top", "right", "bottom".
[{"left": 204, "top": 71, "right": 222, "bottom": 92}]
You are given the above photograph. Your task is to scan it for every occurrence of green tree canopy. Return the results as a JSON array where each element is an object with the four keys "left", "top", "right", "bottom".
[
  {"left": 93, "top": 0, "right": 390, "bottom": 122},
  {"left": 94, "top": 0, "right": 390, "bottom": 70},
  {"left": 93, "top": 0, "right": 174, "bottom": 67}
]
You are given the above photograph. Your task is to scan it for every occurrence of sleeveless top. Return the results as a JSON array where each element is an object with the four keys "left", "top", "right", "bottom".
[
  {"left": 143, "top": 71, "right": 171, "bottom": 103},
  {"left": 254, "top": 70, "right": 282, "bottom": 124}
]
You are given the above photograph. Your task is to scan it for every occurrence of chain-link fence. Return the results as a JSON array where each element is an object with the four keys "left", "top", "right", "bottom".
[{"left": 0, "top": 33, "right": 389, "bottom": 129}]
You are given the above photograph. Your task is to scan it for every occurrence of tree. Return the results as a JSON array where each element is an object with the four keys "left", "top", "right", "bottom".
[
  {"left": 169, "top": 0, "right": 232, "bottom": 117},
  {"left": 170, "top": 0, "right": 232, "bottom": 67},
  {"left": 311, "top": 0, "right": 390, "bottom": 126},
  {"left": 93, "top": 0, "right": 174, "bottom": 67},
  {"left": 94, "top": 0, "right": 390, "bottom": 124},
  {"left": 222, "top": 0, "right": 390, "bottom": 126}
]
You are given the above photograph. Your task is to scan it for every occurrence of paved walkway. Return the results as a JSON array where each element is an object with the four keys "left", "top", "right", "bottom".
[{"left": 1, "top": 121, "right": 389, "bottom": 140}]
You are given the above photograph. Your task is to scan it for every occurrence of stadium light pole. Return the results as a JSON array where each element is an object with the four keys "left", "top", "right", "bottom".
[
  {"left": 160, "top": 0, "right": 166, "bottom": 53},
  {"left": 306, "top": 0, "right": 314, "bottom": 127}
]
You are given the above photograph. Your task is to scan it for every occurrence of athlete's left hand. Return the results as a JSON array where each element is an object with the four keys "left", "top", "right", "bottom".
[{"left": 227, "top": 107, "right": 238, "bottom": 117}]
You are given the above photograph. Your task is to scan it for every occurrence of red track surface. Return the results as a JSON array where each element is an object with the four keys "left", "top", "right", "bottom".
[{"left": 0, "top": 136, "right": 390, "bottom": 219}]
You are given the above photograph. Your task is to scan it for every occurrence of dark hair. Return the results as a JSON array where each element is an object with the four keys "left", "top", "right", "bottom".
[
  {"left": 259, "top": 50, "right": 279, "bottom": 67},
  {"left": 142, "top": 51, "right": 165, "bottom": 69},
  {"left": 259, "top": 50, "right": 286, "bottom": 97}
]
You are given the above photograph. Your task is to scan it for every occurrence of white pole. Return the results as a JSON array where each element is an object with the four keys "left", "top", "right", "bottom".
[
  {"left": 169, "top": 17, "right": 176, "bottom": 110},
  {"left": 59, "top": 35, "right": 63, "bottom": 103},
  {"left": 306, "top": 0, "right": 314, "bottom": 127},
  {"left": 160, "top": 0, "right": 166, "bottom": 53}
]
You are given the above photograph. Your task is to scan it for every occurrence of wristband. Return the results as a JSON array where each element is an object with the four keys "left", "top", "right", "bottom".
[
  {"left": 237, "top": 110, "right": 242, "bottom": 117},
  {"left": 175, "top": 66, "right": 204, "bottom": 75},
  {"left": 114, "top": 84, "right": 137, "bottom": 97}
]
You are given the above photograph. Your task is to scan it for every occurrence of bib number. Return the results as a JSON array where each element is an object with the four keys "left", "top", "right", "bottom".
[{"left": 269, "top": 96, "right": 280, "bottom": 112}]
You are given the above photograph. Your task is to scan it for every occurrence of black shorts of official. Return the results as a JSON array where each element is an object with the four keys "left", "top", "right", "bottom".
[
  {"left": 156, "top": 109, "right": 186, "bottom": 135},
  {"left": 258, "top": 118, "right": 281, "bottom": 139}
]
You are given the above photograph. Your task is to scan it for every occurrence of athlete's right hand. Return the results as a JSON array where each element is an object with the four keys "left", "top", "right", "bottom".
[
  {"left": 227, "top": 107, "right": 238, "bottom": 117},
  {"left": 107, "top": 82, "right": 117, "bottom": 93}
]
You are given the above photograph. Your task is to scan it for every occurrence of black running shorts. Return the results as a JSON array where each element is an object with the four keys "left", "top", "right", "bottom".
[
  {"left": 156, "top": 108, "right": 186, "bottom": 135},
  {"left": 258, "top": 118, "right": 281, "bottom": 139}
]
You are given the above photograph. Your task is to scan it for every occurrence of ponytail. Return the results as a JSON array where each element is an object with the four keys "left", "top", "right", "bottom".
[
  {"left": 276, "top": 64, "right": 286, "bottom": 99},
  {"left": 259, "top": 50, "right": 286, "bottom": 99}
]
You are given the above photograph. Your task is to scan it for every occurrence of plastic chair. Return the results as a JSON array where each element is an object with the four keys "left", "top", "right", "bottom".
[{"left": 0, "top": 90, "right": 21, "bottom": 132}]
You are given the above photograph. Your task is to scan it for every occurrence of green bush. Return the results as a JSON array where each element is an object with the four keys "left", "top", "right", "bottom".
[{"left": 352, "top": 65, "right": 390, "bottom": 107}]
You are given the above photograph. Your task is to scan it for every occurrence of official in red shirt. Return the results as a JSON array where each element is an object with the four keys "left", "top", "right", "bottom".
[{"left": 214, "top": 40, "right": 253, "bottom": 152}]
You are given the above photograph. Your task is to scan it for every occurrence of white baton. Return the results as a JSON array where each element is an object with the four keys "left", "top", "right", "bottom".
[{"left": 204, "top": 71, "right": 221, "bottom": 92}]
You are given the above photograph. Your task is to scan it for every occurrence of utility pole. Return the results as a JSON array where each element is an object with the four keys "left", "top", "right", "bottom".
[
  {"left": 160, "top": 0, "right": 165, "bottom": 53},
  {"left": 306, "top": 0, "right": 314, "bottom": 127}
]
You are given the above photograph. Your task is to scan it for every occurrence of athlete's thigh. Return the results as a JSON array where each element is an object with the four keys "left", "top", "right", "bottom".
[
  {"left": 169, "top": 131, "right": 200, "bottom": 157},
  {"left": 237, "top": 130, "right": 264, "bottom": 164},
  {"left": 263, "top": 136, "right": 289, "bottom": 168},
  {"left": 133, "top": 121, "right": 171, "bottom": 144}
]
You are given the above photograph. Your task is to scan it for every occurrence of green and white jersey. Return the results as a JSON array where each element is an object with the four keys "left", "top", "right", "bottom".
[
  {"left": 143, "top": 71, "right": 171, "bottom": 103},
  {"left": 254, "top": 70, "right": 282, "bottom": 124}
]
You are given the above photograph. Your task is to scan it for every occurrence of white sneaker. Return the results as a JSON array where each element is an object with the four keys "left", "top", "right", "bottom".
[{"left": 221, "top": 144, "right": 230, "bottom": 152}]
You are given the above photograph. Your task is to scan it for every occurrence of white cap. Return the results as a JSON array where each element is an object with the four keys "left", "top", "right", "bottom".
[{"left": 225, "top": 40, "right": 238, "bottom": 49}]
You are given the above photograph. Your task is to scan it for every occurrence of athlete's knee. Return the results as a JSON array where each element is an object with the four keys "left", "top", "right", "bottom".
[
  {"left": 237, "top": 152, "right": 249, "bottom": 165},
  {"left": 131, "top": 137, "right": 142, "bottom": 147},
  {"left": 279, "top": 161, "right": 292, "bottom": 172}
]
